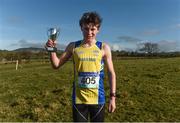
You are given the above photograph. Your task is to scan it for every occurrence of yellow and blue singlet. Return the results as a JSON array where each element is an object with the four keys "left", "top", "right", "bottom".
[{"left": 72, "top": 40, "right": 105, "bottom": 104}]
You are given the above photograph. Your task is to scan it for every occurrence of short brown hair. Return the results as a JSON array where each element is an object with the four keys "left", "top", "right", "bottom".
[{"left": 79, "top": 11, "right": 102, "bottom": 28}]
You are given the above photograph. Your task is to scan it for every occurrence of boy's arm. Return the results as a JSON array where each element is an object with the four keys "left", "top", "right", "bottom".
[
  {"left": 46, "top": 39, "right": 74, "bottom": 69},
  {"left": 103, "top": 43, "right": 116, "bottom": 113}
]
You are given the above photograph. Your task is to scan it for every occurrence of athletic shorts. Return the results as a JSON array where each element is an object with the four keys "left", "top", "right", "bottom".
[{"left": 73, "top": 104, "right": 105, "bottom": 122}]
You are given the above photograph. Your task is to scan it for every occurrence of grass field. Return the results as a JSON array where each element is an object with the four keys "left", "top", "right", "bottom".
[{"left": 0, "top": 57, "right": 180, "bottom": 122}]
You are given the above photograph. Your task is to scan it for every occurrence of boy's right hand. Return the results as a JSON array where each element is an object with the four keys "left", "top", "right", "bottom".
[{"left": 45, "top": 39, "right": 57, "bottom": 48}]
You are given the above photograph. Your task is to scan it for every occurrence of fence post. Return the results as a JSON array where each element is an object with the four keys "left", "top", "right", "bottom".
[{"left": 16, "top": 60, "right": 18, "bottom": 70}]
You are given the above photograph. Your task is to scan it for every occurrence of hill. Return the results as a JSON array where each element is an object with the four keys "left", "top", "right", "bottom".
[{"left": 13, "top": 47, "right": 46, "bottom": 53}]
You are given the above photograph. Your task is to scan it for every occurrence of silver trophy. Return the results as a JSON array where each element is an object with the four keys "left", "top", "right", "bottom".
[{"left": 46, "top": 27, "right": 60, "bottom": 52}]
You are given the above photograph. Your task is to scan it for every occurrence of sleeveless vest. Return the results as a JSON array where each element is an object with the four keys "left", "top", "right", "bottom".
[{"left": 72, "top": 40, "right": 105, "bottom": 104}]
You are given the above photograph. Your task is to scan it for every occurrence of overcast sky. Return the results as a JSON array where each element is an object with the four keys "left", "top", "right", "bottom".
[{"left": 0, "top": 0, "right": 180, "bottom": 52}]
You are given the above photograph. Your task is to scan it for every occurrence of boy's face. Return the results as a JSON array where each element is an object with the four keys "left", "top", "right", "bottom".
[{"left": 81, "top": 23, "right": 100, "bottom": 42}]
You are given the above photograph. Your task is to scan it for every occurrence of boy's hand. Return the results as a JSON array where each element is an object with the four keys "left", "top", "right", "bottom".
[
  {"left": 45, "top": 39, "right": 57, "bottom": 48},
  {"left": 108, "top": 97, "right": 116, "bottom": 113}
]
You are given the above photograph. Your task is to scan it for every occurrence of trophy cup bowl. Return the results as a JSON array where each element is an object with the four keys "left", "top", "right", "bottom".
[{"left": 46, "top": 27, "right": 60, "bottom": 52}]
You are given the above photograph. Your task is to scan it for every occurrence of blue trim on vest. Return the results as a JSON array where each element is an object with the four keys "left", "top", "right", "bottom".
[
  {"left": 95, "top": 41, "right": 105, "bottom": 104},
  {"left": 98, "top": 76, "right": 105, "bottom": 104},
  {"left": 96, "top": 41, "right": 102, "bottom": 49},
  {"left": 74, "top": 40, "right": 82, "bottom": 48},
  {"left": 98, "top": 58, "right": 105, "bottom": 104},
  {"left": 72, "top": 81, "right": 76, "bottom": 104},
  {"left": 78, "top": 72, "right": 99, "bottom": 76},
  {"left": 74, "top": 40, "right": 102, "bottom": 49}
]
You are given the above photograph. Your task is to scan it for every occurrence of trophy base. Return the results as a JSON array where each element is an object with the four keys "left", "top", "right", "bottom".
[{"left": 46, "top": 47, "right": 57, "bottom": 52}]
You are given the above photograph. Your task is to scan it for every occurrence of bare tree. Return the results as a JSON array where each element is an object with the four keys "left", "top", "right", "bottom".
[{"left": 138, "top": 42, "right": 159, "bottom": 54}]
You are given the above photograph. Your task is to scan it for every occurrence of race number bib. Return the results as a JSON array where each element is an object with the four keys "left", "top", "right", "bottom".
[{"left": 78, "top": 72, "right": 100, "bottom": 88}]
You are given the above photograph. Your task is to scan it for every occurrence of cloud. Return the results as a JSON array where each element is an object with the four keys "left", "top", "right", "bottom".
[
  {"left": 109, "top": 43, "right": 122, "bottom": 51},
  {"left": 158, "top": 40, "right": 179, "bottom": 52},
  {"left": 136, "top": 40, "right": 180, "bottom": 52},
  {"left": 109, "top": 36, "right": 143, "bottom": 51},
  {"left": 7, "top": 16, "right": 24, "bottom": 25},
  {"left": 174, "top": 23, "right": 180, "bottom": 29},
  {"left": 10, "top": 39, "right": 67, "bottom": 50},
  {"left": 8, "top": 39, "right": 179, "bottom": 52},
  {"left": 113, "top": 34, "right": 180, "bottom": 52},
  {"left": 170, "top": 23, "right": 180, "bottom": 30},
  {"left": 117, "top": 36, "right": 141, "bottom": 43},
  {"left": 56, "top": 43, "right": 67, "bottom": 50},
  {"left": 10, "top": 39, "right": 43, "bottom": 48},
  {"left": 109, "top": 38, "right": 180, "bottom": 52},
  {"left": 109, "top": 43, "right": 136, "bottom": 52},
  {"left": 139, "top": 29, "right": 160, "bottom": 36}
]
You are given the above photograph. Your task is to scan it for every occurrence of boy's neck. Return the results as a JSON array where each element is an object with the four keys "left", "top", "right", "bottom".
[{"left": 82, "top": 39, "right": 96, "bottom": 47}]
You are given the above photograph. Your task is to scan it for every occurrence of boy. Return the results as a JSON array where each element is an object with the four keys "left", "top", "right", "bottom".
[{"left": 45, "top": 11, "right": 116, "bottom": 122}]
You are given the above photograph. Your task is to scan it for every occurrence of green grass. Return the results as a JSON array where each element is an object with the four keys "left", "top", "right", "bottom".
[{"left": 0, "top": 58, "right": 180, "bottom": 122}]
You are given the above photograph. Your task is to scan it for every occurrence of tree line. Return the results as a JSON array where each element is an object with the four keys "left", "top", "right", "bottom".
[
  {"left": 1, "top": 50, "right": 180, "bottom": 63},
  {"left": 0, "top": 42, "right": 180, "bottom": 62},
  {"left": 0, "top": 50, "right": 49, "bottom": 62}
]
